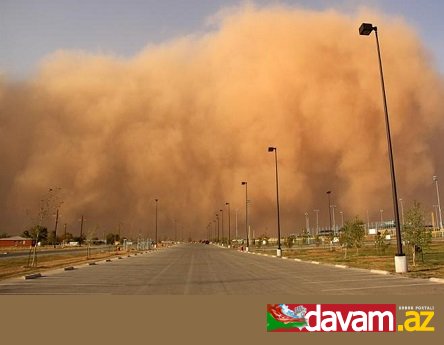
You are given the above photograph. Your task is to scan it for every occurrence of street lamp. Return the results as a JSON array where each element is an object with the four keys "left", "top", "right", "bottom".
[
  {"left": 433, "top": 176, "right": 443, "bottom": 229},
  {"left": 268, "top": 147, "right": 282, "bottom": 257},
  {"left": 241, "top": 181, "right": 249, "bottom": 252},
  {"left": 79, "top": 215, "right": 85, "bottom": 247},
  {"left": 216, "top": 213, "right": 220, "bottom": 243},
  {"left": 313, "top": 209, "right": 319, "bottom": 235},
  {"left": 213, "top": 220, "right": 216, "bottom": 243},
  {"left": 304, "top": 212, "right": 310, "bottom": 235},
  {"left": 433, "top": 205, "right": 439, "bottom": 230},
  {"left": 399, "top": 198, "right": 405, "bottom": 228},
  {"left": 155, "top": 199, "right": 158, "bottom": 246},
  {"left": 220, "top": 208, "right": 224, "bottom": 246},
  {"left": 359, "top": 22, "right": 406, "bottom": 272},
  {"left": 326, "top": 191, "right": 332, "bottom": 236},
  {"left": 331, "top": 205, "right": 336, "bottom": 234},
  {"left": 53, "top": 208, "right": 59, "bottom": 248},
  {"left": 226, "top": 202, "right": 231, "bottom": 248}
]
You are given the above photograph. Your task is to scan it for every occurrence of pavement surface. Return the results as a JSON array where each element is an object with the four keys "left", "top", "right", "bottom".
[{"left": 0, "top": 243, "right": 443, "bottom": 295}]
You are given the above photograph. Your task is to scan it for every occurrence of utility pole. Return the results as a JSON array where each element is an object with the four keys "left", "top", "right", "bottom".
[
  {"left": 80, "top": 215, "right": 84, "bottom": 246},
  {"left": 53, "top": 208, "right": 59, "bottom": 248}
]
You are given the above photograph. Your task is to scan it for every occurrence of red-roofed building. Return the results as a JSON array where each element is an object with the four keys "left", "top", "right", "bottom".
[{"left": 0, "top": 236, "right": 34, "bottom": 247}]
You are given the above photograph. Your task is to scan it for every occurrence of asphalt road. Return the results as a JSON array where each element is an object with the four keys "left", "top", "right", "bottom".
[{"left": 0, "top": 243, "right": 443, "bottom": 295}]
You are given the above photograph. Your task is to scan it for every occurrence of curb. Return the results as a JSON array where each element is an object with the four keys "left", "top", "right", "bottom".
[
  {"left": 429, "top": 277, "right": 444, "bottom": 284},
  {"left": 24, "top": 273, "right": 42, "bottom": 280},
  {"left": 370, "top": 269, "right": 390, "bottom": 275},
  {"left": 335, "top": 264, "right": 348, "bottom": 269}
]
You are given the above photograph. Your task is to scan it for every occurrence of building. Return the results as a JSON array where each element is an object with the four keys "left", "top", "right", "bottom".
[{"left": 0, "top": 236, "right": 34, "bottom": 247}]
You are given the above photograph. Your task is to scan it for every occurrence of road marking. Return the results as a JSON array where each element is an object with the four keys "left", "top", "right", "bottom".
[
  {"left": 322, "top": 282, "right": 437, "bottom": 292},
  {"left": 184, "top": 253, "right": 195, "bottom": 294},
  {"left": 300, "top": 277, "right": 402, "bottom": 284}
]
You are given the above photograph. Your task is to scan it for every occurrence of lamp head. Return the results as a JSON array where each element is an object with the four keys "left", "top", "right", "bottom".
[
  {"left": 268, "top": 147, "right": 275, "bottom": 152},
  {"left": 241, "top": 181, "right": 247, "bottom": 185},
  {"left": 359, "top": 23, "right": 374, "bottom": 35}
]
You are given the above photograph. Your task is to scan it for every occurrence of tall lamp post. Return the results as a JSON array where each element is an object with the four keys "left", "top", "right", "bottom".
[
  {"left": 220, "top": 208, "right": 224, "bottom": 246},
  {"left": 226, "top": 202, "right": 231, "bottom": 248},
  {"left": 359, "top": 22, "right": 406, "bottom": 272},
  {"left": 326, "top": 191, "right": 332, "bottom": 235},
  {"left": 155, "top": 199, "right": 158, "bottom": 247},
  {"left": 331, "top": 205, "right": 336, "bottom": 234},
  {"left": 268, "top": 147, "right": 282, "bottom": 257},
  {"left": 216, "top": 213, "right": 220, "bottom": 244},
  {"left": 433, "top": 176, "right": 443, "bottom": 229},
  {"left": 313, "top": 209, "right": 319, "bottom": 235},
  {"left": 79, "top": 215, "right": 84, "bottom": 247},
  {"left": 399, "top": 198, "right": 405, "bottom": 229},
  {"left": 241, "top": 181, "right": 249, "bottom": 252},
  {"left": 213, "top": 220, "right": 216, "bottom": 243}
]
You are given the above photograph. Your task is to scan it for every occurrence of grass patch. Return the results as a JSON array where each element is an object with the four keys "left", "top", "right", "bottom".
[
  {"left": 0, "top": 248, "right": 132, "bottom": 280},
  {"left": 252, "top": 240, "right": 444, "bottom": 279}
]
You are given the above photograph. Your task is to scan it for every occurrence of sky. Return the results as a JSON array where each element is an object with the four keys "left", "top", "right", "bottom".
[
  {"left": 1, "top": 1, "right": 444, "bottom": 239},
  {"left": 1, "top": 0, "right": 444, "bottom": 79}
]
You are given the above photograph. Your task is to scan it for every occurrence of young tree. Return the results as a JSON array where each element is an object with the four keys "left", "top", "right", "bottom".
[
  {"left": 403, "top": 201, "right": 432, "bottom": 266},
  {"left": 286, "top": 235, "right": 296, "bottom": 248},
  {"left": 375, "top": 230, "right": 389, "bottom": 255},
  {"left": 338, "top": 217, "right": 365, "bottom": 258}
]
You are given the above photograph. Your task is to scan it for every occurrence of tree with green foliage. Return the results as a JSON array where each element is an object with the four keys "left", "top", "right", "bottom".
[
  {"left": 338, "top": 217, "right": 365, "bottom": 258},
  {"left": 22, "top": 225, "right": 48, "bottom": 244},
  {"left": 314, "top": 234, "right": 321, "bottom": 247},
  {"left": 375, "top": 230, "right": 389, "bottom": 255},
  {"left": 106, "top": 233, "right": 121, "bottom": 245},
  {"left": 286, "top": 235, "right": 296, "bottom": 248},
  {"left": 301, "top": 229, "right": 310, "bottom": 245},
  {"left": 403, "top": 201, "right": 432, "bottom": 266}
]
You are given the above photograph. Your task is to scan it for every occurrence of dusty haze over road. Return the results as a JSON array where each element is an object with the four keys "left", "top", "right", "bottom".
[{"left": 1, "top": 5, "right": 443, "bottom": 238}]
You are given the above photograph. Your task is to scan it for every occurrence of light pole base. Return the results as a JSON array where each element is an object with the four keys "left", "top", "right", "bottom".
[
  {"left": 394, "top": 255, "right": 408, "bottom": 273},
  {"left": 245, "top": 246, "right": 249, "bottom": 252},
  {"left": 276, "top": 248, "right": 282, "bottom": 257}
]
